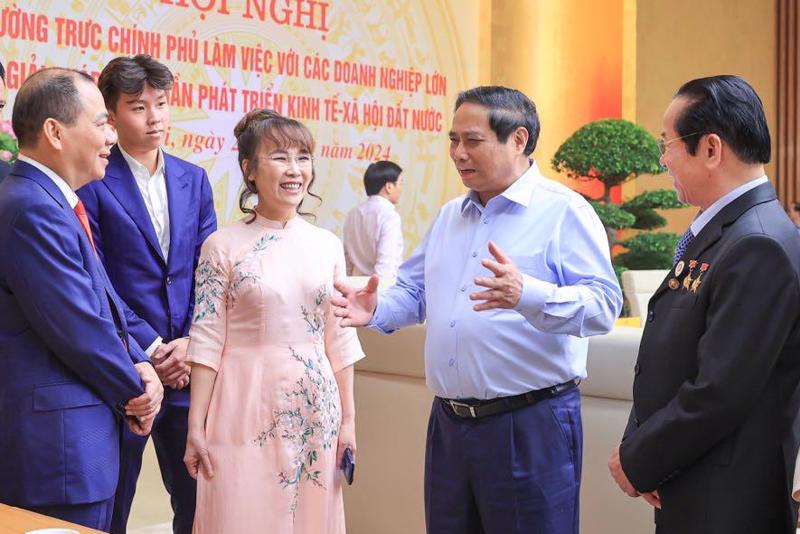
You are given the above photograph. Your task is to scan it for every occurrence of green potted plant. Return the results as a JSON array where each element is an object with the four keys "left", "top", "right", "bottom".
[{"left": 551, "top": 118, "right": 684, "bottom": 276}]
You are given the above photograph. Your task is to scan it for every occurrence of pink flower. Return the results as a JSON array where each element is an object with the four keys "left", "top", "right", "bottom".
[
  {"left": 0, "top": 150, "right": 12, "bottom": 162},
  {"left": 0, "top": 122, "right": 15, "bottom": 139}
]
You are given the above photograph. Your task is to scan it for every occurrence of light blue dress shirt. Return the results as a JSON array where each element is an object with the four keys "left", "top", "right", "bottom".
[{"left": 370, "top": 161, "right": 623, "bottom": 400}]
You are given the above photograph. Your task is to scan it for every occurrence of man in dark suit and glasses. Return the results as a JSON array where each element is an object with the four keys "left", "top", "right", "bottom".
[{"left": 609, "top": 75, "right": 800, "bottom": 534}]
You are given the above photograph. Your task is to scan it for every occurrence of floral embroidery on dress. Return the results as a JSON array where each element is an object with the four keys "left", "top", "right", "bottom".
[
  {"left": 253, "top": 284, "right": 340, "bottom": 517},
  {"left": 193, "top": 258, "right": 227, "bottom": 322},
  {"left": 194, "top": 233, "right": 279, "bottom": 322},
  {"left": 229, "top": 233, "right": 280, "bottom": 306}
]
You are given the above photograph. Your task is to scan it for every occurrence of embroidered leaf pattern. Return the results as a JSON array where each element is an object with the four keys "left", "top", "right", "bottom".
[
  {"left": 253, "top": 285, "right": 339, "bottom": 517},
  {"left": 229, "top": 233, "right": 280, "bottom": 306},
  {"left": 194, "top": 233, "right": 279, "bottom": 322},
  {"left": 193, "top": 259, "right": 227, "bottom": 322}
]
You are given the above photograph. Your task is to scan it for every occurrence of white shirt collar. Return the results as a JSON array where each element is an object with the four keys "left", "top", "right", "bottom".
[
  {"left": 17, "top": 154, "right": 79, "bottom": 208},
  {"left": 690, "top": 176, "right": 769, "bottom": 236},
  {"left": 118, "top": 144, "right": 165, "bottom": 179},
  {"left": 367, "top": 194, "right": 396, "bottom": 210},
  {"left": 461, "top": 159, "right": 540, "bottom": 214}
]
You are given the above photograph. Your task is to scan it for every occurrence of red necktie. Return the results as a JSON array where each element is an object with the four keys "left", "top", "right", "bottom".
[{"left": 73, "top": 200, "right": 97, "bottom": 253}]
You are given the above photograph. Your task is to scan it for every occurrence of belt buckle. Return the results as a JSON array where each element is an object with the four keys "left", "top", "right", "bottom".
[{"left": 449, "top": 400, "right": 477, "bottom": 418}]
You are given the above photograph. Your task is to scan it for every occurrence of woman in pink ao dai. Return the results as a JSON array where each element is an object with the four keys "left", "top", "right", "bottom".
[{"left": 184, "top": 109, "right": 364, "bottom": 534}]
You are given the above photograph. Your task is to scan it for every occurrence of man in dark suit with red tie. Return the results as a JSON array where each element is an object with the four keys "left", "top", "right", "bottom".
[
  {"left": 0, "top": 69, "right": 164, "bottom": 531},
  {"left": 608, "top": 75, "right": 800, "bottom": 534}
]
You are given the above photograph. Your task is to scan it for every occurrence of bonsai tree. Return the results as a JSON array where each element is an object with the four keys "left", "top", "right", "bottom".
[{"left": 551, "top": 118, "right": 684, "bottom": 273}]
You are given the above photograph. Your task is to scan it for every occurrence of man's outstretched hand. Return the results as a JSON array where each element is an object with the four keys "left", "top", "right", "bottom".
[{"left": 332, "top": 274, "right": 379, "bottom": 327}]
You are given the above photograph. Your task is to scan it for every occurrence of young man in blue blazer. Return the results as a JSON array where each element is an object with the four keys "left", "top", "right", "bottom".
[
  {"left": 77, "top": 55, "right": 217, "bottom": 534},
  {"left": 0, "top": 68, "right": 163, "bottom": 532}
]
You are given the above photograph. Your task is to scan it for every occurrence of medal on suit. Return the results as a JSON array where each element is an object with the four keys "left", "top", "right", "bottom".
[
  {"left": 690, "top": 262, "right": 709, "bottom": 294},
  {"left": 668, "top": 278, "right": 680, "bottom": 290},
  {"left": 683, "top": 260, "right": 698, "bottom": 290}
]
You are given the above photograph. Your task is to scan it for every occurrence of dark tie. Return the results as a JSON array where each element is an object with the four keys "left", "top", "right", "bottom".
[
  {"left": 73, "top": 199, "right": 97, "bottom": 253},
  {"left": 673, "top": 227, "right": 694, "bottom": 265}
]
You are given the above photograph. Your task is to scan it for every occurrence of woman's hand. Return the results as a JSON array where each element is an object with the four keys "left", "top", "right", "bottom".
[{"left": 184, "top": 428, "right": 215, "bottom": 480}]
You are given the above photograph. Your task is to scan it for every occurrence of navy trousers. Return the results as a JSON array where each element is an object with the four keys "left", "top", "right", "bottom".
[
  {"left": 111, "top": 389, "right": 196, "bottom": 534},
  {"left": 425, "top": 387, "right": 582, "bottom": 534},
  {"left": 30, "top": 497, "right": 115, "bottom": 531}
]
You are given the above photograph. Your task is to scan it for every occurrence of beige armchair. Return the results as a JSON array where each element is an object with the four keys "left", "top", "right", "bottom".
[{"left": 620, "top": 269, "right": 668, "bottom": 318}]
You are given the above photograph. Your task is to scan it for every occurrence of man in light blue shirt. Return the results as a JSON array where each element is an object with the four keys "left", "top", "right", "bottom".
[{"left": 333, "top": 86, "right": 622, "bottom": 534}]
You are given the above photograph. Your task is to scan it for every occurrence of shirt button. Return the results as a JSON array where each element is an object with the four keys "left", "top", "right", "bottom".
[
  {"left": 460, "top": 286, "right": 466, "bottom": 292},
  {"left": 483, "top": 219, "right": 490, "bottom": 224},
  {"left": 166, "top": 276, "right": 172, "bottom": 285},
  {"left": 449, "top": 320, "right": 456, "bottom": 327},
  {"left": 448, "top": 358, "right": 456, "bottom": 367},
  {"left": 472, "top": 252, "right": 478, "bottom": 258}
]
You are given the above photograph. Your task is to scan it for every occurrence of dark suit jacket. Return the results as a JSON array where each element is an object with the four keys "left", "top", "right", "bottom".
[
  {"left": 0, "top": 161, "right": 148, "bottom": 508},
  {"left": 620, "top": 182, "right": 800, "bottom": 534},
  {"left": 0, "top": 160, "right": 10, "bottom": 181},
  {"left": 77, "top": 146, "right": 217, "bottom": 407}
]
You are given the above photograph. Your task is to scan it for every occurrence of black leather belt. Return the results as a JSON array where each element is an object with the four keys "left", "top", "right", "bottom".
[{"left": 439, "top": 380, "right": 578, "bottom": 419}]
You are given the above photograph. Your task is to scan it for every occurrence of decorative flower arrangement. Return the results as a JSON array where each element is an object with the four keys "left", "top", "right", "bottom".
[{"left": 0, "top": 120, "right": 18, "bottom": 164}]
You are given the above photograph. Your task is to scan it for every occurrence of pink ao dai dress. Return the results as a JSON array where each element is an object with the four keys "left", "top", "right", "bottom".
[{"left": 187, "top": 213, "right": 365, "bottom": 534}]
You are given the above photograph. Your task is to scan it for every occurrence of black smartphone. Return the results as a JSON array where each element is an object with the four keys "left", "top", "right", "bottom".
[{"left": 340, "top": 447, "right": 355, "bottom": 485}]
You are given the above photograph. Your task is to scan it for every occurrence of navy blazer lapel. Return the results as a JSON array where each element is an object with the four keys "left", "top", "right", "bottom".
[
  {"left": 102, "top": 146, "right": 166, "bottom": 263},
  {"left": 650, "top": 182, "right": 777, "bottom": 303},
  {"left": 12, "top": 160, "right": 69, "bottom": 209},
  {"left": 683, "top": 182, "right": 776, "bottom": 262},
  {"left": 13, "top": 162, "right": 120, "bottom": 321},
  {"left": 164, "top": 152, "right": 189, "bottom": 268},
  {"left": 13, "top": 162, "right": 94, "bottom": 252}
]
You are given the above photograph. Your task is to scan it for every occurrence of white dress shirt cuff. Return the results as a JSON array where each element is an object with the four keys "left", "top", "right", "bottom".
[
  {"left": 367, "top": 299, "right": 396, "bottom": 334},
  {"left": 144, "top": 336, "right": 163, "bottom": 357}
]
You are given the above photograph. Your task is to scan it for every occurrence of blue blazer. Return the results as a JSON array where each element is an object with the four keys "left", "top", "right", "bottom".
[
  {"left": 77, "top": 146, "right": 217, "bottom": 406},
  {"left": 0, "top": 161, "right": 148, "bottom": 507}
]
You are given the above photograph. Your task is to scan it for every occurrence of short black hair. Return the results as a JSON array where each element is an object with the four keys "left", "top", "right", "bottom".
[
  {"left": 0, "top": 61, "right": 5, "bottom": 83},
  {"left": 674, "top": 75, "right": 771, "bottom": 164},
  {"left": 454, "top": 86, "right": 540, "bottom": 156},
  {"left": 12, "top": 68, "right": 94, "bottom": 148},
  {"left": 98, "top": 55, "right": 174, "bottom": 111},
  {"left": 364, "top": 160, "right": 402, "bottom": 196},
  {"left": 793, "top": 202, "right": 800, "bottom": 213}
]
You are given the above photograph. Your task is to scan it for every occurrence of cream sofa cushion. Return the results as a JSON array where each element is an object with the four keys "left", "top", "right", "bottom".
[{"left": 621, "top": 269, "right": 668, "bottom": 318}]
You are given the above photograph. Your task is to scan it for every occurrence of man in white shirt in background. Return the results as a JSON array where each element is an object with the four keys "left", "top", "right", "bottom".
[{"left": 343, "top": 160, "right": 404, "bottom": 279}]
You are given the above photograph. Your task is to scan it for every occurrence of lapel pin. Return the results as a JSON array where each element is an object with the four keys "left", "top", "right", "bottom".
[
  {"left": 668, "top": 278, "right": 680, "bottom": 290},
  {"left": 675, "top": 261, "right": 685, "bottom": 277}
]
